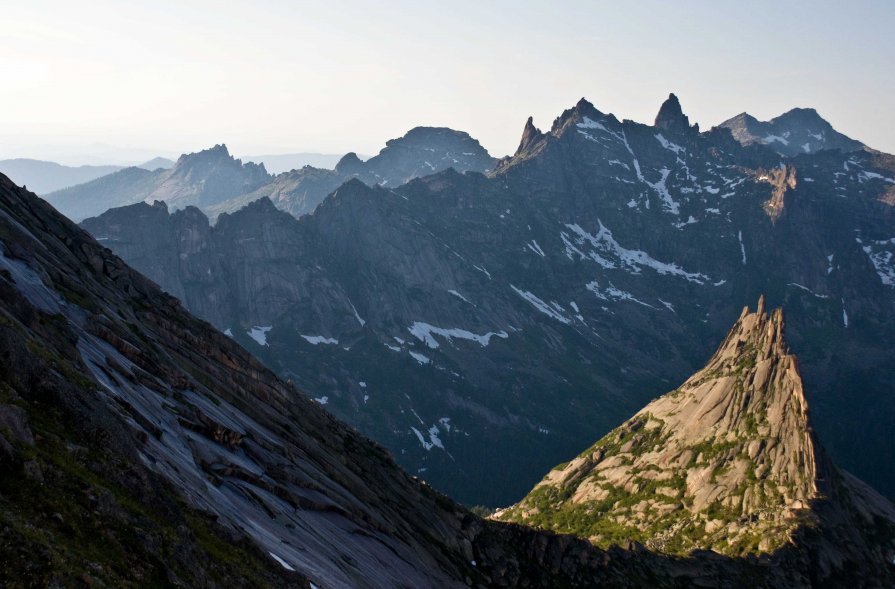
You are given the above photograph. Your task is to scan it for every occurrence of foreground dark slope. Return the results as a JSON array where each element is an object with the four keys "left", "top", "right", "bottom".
[
  {"left": 1, "top": 173, "right": 823, "bottom": 588},
  {"left": 82, "top": 95, "right": 895, "bottom": 508}
]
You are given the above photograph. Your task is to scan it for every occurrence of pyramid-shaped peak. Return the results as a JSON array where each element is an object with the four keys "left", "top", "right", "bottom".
[
  {"left": 497, "top": 297, "right": 832, "bottom": 556},
  {"left": 717, "top": 106, "right": 864, "bottom": 155},
  {"left": 770, "top": 107, "right": 837, "bottom": 131},
  {"left": 654, "top": 92, "right": 692, "bottom": 132}
]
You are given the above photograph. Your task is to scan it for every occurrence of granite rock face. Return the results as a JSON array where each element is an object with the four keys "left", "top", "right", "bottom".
[
  {"left": 82, "top": 95, "right": 895, "bottom": 511},
  {"left": 496, "top": 298, "right": 895, "bottom": 586}
]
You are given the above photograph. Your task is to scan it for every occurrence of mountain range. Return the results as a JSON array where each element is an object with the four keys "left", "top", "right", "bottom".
[
  {"left": 8, "top": 162, "right": 887, "bottom": 588},
  {"left": 44, "top": 127, "right": 495, "bottom": 222},
  {"left": 80, "top": 93, "right": 895, "bottom": 513}
]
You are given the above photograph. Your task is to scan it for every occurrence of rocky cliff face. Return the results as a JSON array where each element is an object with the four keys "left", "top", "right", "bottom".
[
  {"left": 81, "top": 95, "right": 895, "bottom": 512},
  {"left": 717, "top": 108, "right": 865, "bottom": 157},
  {"left": 495, "top": 298, "right": 895, "bottom": 584}
]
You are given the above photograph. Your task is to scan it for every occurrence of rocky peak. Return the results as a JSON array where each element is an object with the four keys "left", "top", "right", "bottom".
[
  {"left": 654, "top": 93, "right": 694, "bottom": 133},
  {"left": 147, "top": 144, "right": 271, "bottom": 210},
  {"left": 334, "top": 151, "right": 364, "bottom": 175},
  {"left": 773, "top": 107, "right": 824, "bottom": 127},
  {"left": 174, "top": 143, "right": 231, "bottom": 166},
  {"left": 548, "top": 98, "right": 604, "bottom": 135},
  {"left": 717, "top": 108, "right": 864, "bottom": 156},
  {"left": 517, "top": 116, "right": 544, "bottom": 153},
  {"left": 497, "top": 297, "right": 895, "bottom": 566},
  {"left": 173, "top": 143, "right": 267, "bottom": 175}
]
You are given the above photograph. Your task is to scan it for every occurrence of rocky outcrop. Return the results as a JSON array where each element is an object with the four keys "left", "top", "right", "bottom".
[
  {"left": 496, "top": 298, "right": 895, "bottom": 583},
  {"left": 517, "top": 116, "right": 544, "bottom": 153},
  {"left": 757, "top": 164, "right": 798, "bottom": 221},
  {"left": 654, "top": 92, "right": 696, "bottom": 134}
]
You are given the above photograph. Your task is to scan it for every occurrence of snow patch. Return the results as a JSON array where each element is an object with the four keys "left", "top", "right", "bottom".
[
  {"left": 301, "top": 335, "right": 339, "bottom": 345},
  {"left": 738, "top": 231, "right": 747, "bottom": 265},
  {"left": 586, "top": 280, "right": 656, "bottom": 308},
  {"left": 858, "top": 171, "right": 895, "bottom": 184},
  {"left": 764, "top": 134, "right": 790, "bottom": 146},
  {"left": 511, "top": 286, "right": 571, "bottom": 324},
  {"left": 409, "top": 351, "right": 431, "bottom": 365},
  {"left": 788, "top": 283, "right": 829, "bottom": 299},
  {"left": 473, "top": 264, "right": 492, "bottom": 279},
  {"left": 349, "top": 302, "right": 366, "bottom": 327},
  {"left": 563, "top": 221, "right": 711, "bottom": 283},
  {"left": 407, "top": 322, "right": 508, "bottom": 349},
  {"left": 527, "top": 240, "right": 546, "bottom": 257},
  {"left": 655, "top": 133, "right": 685, "bottom": 154},
  {"left": 269, "top": 552, "right": 296, "bottom": 571},
  {"left": 411, "top": 425, "right": 444, "bottom": 451},
  {"left": 247, "top": 326, "right": 272, "bottom": 346},
  {"left": 647, "top": 168, "right": 679, "bottom": 214},
  {"left": 861, "top": 239, "right": 895, "bottom": 286},
  {"left": 673, "top": 216, "right": 697, "bottom": 229},
  {"left": 448, "top": 289, "right": 473, "bottom": 304},
  {"left": 313, "top": 396, "right": 329, "bottom": 405}
]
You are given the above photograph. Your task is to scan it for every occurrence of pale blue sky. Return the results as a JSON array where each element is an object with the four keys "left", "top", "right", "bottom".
[{"left": 1, "top": 0, "right": 893, "bottom": 164}]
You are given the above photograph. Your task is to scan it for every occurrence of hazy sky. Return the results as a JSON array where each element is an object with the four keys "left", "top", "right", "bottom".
[{"left": 2, "top": 0, "right": 893, "bottom": 164}]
